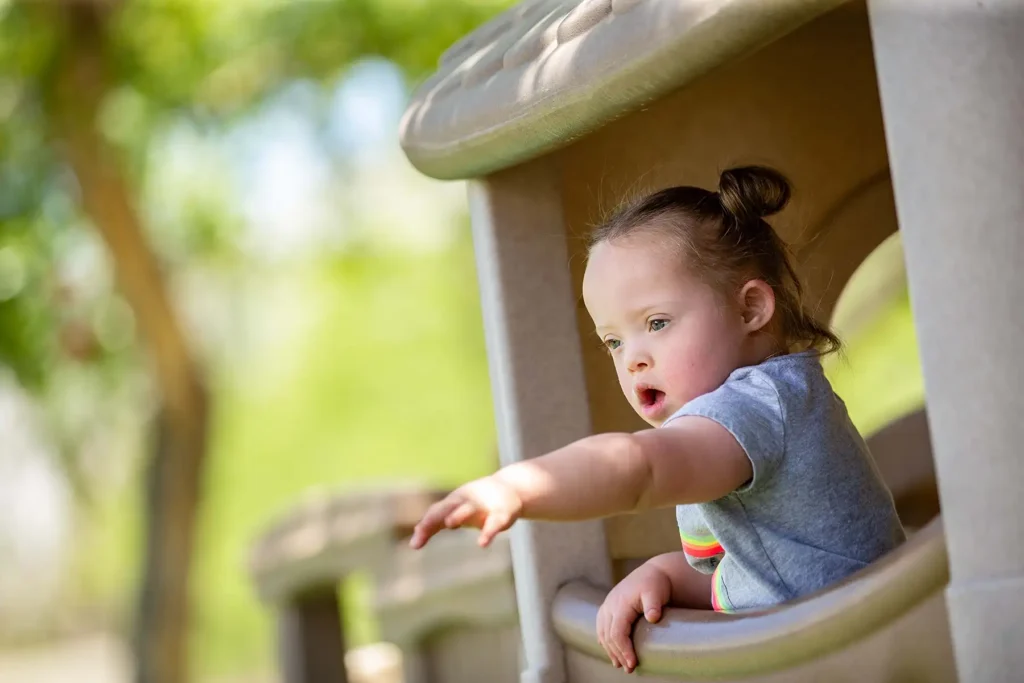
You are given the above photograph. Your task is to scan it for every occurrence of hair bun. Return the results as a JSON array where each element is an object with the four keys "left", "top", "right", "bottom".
[{"left": 717, "top": 165, "right": 791, "bottom": 222}]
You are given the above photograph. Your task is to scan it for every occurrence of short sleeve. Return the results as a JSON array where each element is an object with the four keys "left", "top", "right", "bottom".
[{"left": 663, "top": 370, "right": 786, "bottom": 493}]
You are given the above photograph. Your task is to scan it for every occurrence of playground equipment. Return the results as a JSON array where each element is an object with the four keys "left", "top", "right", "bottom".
[
  {"left": 373, "top": 527, "right": 519, "bottom": 683},
  {"left": 396, "top": 0, "right": 1023, "bottom": 681},
  {"left": 250, "top": 486, "right": 520, "bottom": 683},
  {"left": 249, "top": 487, "right": 444, "bottom": 682}
]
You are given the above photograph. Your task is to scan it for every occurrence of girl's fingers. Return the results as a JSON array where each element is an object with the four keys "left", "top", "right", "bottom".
[
  {"left": 606, "top": 614, "right": 627, "bottom": 670},
  {"left": 444, "top": 502, "right": 477, "bottom": 528},
  {"left": 596, "top": 610, "right": 607, "bottom": 663},
  {"left": 597, "top": 609, "right": 620, "bottom": 668},
  {"left": 610, "top": 612, "right": 638, "bottom": 673},
  {"left": 640, "top": 590, "right": 664, "bottom": 623},
  {"left": 477, "top": 512, "right": 510, "bottom": 547},
  {"left": 410, "top": 498, "right": 461, "bottom": 549}
]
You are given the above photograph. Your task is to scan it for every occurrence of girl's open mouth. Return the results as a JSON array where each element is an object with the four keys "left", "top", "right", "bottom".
[{"left": 636, "top": 387, "right": 666, "bottom": 416}]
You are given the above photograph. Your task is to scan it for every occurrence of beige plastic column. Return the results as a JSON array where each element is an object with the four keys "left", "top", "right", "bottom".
[
  {"left": 467, "top": 158, "right": 613, "bottom": 683},
  {"left": 869, "top": 2, "right": 1024, "bottom": 681}
]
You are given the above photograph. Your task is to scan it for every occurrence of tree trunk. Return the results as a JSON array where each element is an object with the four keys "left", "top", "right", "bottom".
[{"left": 49, "top": 6, "right": 209, "bottom": 683}]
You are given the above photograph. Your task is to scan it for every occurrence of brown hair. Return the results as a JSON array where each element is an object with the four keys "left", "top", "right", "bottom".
[{"left": 588, "top": 166, "right": 840, "bottom": 355}]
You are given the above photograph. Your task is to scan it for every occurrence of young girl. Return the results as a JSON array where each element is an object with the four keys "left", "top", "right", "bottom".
[{"left": 409, "top": 166, "right": 905, "bottom": 673}]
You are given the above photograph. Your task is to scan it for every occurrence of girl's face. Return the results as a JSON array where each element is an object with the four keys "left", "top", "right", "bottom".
[{"left": 582, "top": 233, "right": 762, "bottom": 427}]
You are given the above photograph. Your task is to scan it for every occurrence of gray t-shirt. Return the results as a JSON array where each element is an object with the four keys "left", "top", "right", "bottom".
[{"left": 668, "top": 352, "right": 905, "bottom": 612}]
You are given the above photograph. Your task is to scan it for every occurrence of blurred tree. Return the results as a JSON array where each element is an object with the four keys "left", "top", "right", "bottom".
[{"left": 0, "top": 0, "right": 507, "bottom": 681}]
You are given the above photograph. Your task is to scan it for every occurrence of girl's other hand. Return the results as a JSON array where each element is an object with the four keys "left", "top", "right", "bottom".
[
  {"left": 597, "top": 561, "right": 672, "bottom": 673},
  {"left": 409, "top": 475, "right": 523, "bottom": 549}
]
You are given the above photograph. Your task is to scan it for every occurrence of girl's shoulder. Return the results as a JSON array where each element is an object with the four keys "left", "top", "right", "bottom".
[{"left": 730, "top": 351, "right": 825, "bottom": 397}]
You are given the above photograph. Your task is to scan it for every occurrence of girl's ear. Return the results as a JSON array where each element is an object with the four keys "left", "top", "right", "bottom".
[{"left": 737, "top": 279, "right": 776, "bottom": 333}]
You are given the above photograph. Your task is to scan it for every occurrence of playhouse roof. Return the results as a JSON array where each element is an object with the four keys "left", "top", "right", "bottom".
[{"left": 399, "top": 0, "right": 844, "bottom": 179}]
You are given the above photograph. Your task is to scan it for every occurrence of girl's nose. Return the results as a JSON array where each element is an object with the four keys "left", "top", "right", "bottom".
[{"left": 627, "top": 349, "right": 652, "bottom": 373}]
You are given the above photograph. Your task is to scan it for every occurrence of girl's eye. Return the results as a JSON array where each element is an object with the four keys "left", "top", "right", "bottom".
[
  {"left": 603, "top": 338, "right": 622, "bottom": 352},
  {"left": 649, "top": 319, "right": 669, "bottom": 332}
]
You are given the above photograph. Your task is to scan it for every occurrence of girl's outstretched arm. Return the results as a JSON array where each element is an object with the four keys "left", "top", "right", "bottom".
[{"left": 410, "top": 415, "right": 751, "bottom": 549}]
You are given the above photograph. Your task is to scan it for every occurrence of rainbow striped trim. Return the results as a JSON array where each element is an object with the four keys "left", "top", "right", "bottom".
[
  {"left": 711, "top": 565, "right": 731, "bottom": 612},
  {"left": 679, "top": 530, "right": 724, "bottom": 559}
]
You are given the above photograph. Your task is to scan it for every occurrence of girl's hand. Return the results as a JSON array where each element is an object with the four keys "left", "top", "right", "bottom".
[
  {"left": 409, "top": 475, "right": 523, "bottom": 549},
  {"left": 597, "top": 561, "right": 672, "bottom": 673}
]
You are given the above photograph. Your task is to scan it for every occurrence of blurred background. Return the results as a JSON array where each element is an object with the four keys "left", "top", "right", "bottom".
[{"left": 0, "top": 1, "right": 923, "bottom": 682}]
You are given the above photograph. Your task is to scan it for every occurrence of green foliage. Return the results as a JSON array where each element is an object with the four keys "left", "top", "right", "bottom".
[
  {"left": 0, "top": 157, "right": 59, "bottom": 391},
  {"left": 0, "top": 5, "right": 60, "bottom": 84},
  {"left": 0, "top": 14, "right": 61, "bottom": 389},
  {"left": 108, "top": 0, "right": 506, "bottom": 117},
  {"left": 0, "top": 187, "right": 57, "bottom": 391},
  {"left": 0, "top": 0, "right": 514, "bottom": 395},
  {"left": 0, "top": 276, "right": 52, "bottom": 390}
]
